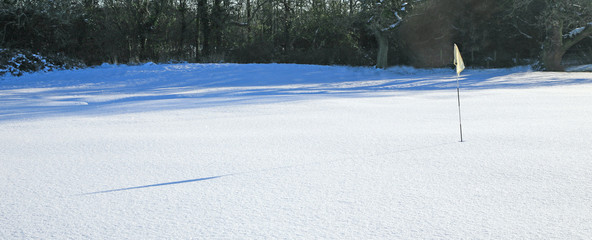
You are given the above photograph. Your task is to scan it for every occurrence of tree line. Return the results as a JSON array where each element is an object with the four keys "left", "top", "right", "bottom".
[{"left": 1, "top": 0, "right": 591, "bottom": 71}]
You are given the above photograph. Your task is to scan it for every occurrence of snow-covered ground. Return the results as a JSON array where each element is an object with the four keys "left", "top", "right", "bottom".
[
  {"left": 567, "top": 64, "right": 592, "bottom": 72},
  {"left": 1, "top": 63, "right": 592, "bottom": 238}
]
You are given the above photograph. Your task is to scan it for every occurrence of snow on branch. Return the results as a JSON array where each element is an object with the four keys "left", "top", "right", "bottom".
[
  {"left": 518, "top": 28, "right": 533, "bottom": 39},
  {"left": 564, "top": 22, "right": 592, "bottom": 38},
  {"left": 381, "top": 11, "right": 403, "bottom": 31},
  {"left": 395, "top": 11, "right": 402, "bottom": 21},
  {"left": 382, "top": 22, "right": 401, "bottom": 31}
]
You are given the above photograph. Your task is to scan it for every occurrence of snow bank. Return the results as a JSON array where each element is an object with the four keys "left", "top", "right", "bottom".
[{"left": 0, "top": 49, "right": 85, "bottom": 77}]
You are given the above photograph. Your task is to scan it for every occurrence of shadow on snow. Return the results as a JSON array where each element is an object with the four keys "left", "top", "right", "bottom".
[
  {"left": 78, "top": 141, "right": 457, "bottom": 196},
  {"left": 1, "top": 64, "right": 590, "bottom": 121},
  {"left": 79, "top": 175, "right": 225, "bottom": 195}
]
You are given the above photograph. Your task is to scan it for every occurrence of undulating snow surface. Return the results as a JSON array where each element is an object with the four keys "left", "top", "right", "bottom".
[{"left": 1, "top": 64, "right": 592, "bottom": 238}]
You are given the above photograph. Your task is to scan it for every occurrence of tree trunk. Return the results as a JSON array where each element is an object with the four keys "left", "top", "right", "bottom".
[
  {"left": 374, "top": 28, "right": 388, "bottom": 69},
  {"left": 212, "top": 0, "right": 222, "bottom": 53},
  {"left": 198, "top": 0, "right": 210, "bottom": 56},
  {"left": 282, "top": 0, "right": 291, "bottom": 51},
  {"left": 246, "top": 0, "right": 251, "bottom": 42},
  {"left": 542, "top": 48, "right": 565, "bottom": 71},
  {"left": 178, "top": 0, "right": 187, "bottom": 58},
  {"left": 195, "top": 9, "right": 200, "bottom": 61},
  {"left": 542, "top": 19, "right": 565, "bottom": 71}
]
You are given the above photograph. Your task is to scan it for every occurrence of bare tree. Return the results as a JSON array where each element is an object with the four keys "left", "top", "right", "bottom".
[
  {"left": 508, "top": 0, "right": 592, "bottom": 70},
  {"left": 361, "top": 0, "right": 406, "bottom": 68}
]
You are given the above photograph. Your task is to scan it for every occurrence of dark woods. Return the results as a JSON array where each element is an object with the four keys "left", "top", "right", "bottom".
[{"left": 1, "top": 0, "right": 591, "bottom": 72}]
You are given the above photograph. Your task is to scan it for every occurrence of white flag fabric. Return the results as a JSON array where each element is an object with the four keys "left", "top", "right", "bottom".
[{"left": 454, "top": 44, "right": 465, "bottom": 76}]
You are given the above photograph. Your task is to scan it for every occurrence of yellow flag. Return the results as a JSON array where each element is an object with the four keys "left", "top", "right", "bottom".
[{"left": 454, "top": 44, "right": 465, "bottom": 76}]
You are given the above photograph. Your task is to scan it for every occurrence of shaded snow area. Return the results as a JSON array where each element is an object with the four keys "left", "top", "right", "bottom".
[
  {"left": 1, "top": 63, "right": 592, "bottom": 238},
  {"left": 567, "top": 64, "right": 592, "bottom": 72}
]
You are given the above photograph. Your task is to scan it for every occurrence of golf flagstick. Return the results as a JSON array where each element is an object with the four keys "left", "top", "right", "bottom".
[{"left": 454, "top": 44, "right": 465, "bottom": 142}]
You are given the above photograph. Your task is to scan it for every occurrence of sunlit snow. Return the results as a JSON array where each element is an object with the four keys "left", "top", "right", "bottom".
[{"left": 1, "top": 63, "right": 592, "bottom": 238}]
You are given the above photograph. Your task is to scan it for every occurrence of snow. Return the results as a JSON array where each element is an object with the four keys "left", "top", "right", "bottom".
[
  {"left": 381, "top": 12, "right": 403, "bottom": 31},
  {"left": 566, "top": 26, "right": 585, "bottom": 38},
  {"left": 1, "top": 63, "right": 592, "bottom": 238},
  {"left": 565, "top": 22, "right": 592, "bottom": 38},
  {"left": 567, "top": 64, "right": 592, "bottom": 72}
]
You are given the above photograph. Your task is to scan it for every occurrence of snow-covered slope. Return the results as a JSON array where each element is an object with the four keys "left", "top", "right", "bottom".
[{"left": 1, "top": 64, "right": 591, "bottom": 238}]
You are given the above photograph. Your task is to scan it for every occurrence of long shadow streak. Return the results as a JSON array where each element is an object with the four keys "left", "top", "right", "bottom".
[
  {"left": 79, "top": 175, "right": 226, "bottom": 196},
  {"left": 79, "top": 142, "right": 458, "bottom": 196}
]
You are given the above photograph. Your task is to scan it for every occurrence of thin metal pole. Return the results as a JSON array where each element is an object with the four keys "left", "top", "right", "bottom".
[{"left": 456, "top": 75, "right": 463, "bottom": 142}]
